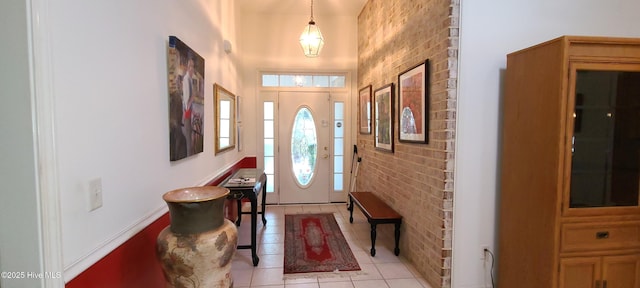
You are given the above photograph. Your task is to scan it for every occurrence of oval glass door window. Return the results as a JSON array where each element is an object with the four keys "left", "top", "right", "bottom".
[{"left": 291, "top": 107, "right": 318, "bottom": 186}]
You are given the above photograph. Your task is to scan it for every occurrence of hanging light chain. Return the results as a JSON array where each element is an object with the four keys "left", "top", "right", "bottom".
[{"left": 310, "top": 0, "right": 315, "bottom": 23}]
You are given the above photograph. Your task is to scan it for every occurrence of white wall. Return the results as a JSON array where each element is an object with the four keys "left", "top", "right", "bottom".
[
  {"left": 0, "top": 0, "right": 46, "bottom": 287},
  {"left": 39, "top": 0, "right": 244, "bottom": 281},
  {"left": 454, "top": 1, "right": 640, "bottom": 287},
  {"left": 3, "top": 1, "right": 358, "bottom": 285}
]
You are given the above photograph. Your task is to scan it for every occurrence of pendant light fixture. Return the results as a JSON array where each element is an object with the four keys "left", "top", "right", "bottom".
[{"left": 299, "top": 0, "right": 324, "bottom": 57}]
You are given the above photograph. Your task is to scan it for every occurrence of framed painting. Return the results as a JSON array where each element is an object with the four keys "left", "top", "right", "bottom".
[
  {"left": 358, "top": 85, "right": 372, "bottom": 134},
  {"left": 167, "top": 36, "right": 205, "bottom": 161},
  {"left": 374, "top": 83, "right": 394, "bottom": 152},
  {"left": 398, "top": 59, "right": 429, "bottom": 143},
  {"left": 236, "top": 95, "right": 242, "bottom": 152},
  {"left": 214, "top": 83, "right": 236, "bottom": 154}
]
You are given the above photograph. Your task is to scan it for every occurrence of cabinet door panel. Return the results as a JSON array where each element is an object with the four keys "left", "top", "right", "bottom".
[
  {"left": 564, "top": 62, "right": 640, "bottom": 217},
  {"left": 560, "top": 257, "right": 601, "bottom": 288},
  {"left": 602, "top": 255, "right": 640, "bottom": 288}
]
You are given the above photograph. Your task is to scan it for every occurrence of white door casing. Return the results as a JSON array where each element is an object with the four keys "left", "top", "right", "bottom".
[{"left": 258, "top": 87, "right": 350, "bottom": 204}]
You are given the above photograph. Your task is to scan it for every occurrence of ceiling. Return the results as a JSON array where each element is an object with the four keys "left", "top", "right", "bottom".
[{"left": 236, "top": 0, "right": 368, "bottom": 17}]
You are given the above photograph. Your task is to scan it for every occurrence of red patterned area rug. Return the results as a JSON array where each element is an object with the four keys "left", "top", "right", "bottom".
[{"left": 284, "top": 213, "right": 361, "bottom": 275}]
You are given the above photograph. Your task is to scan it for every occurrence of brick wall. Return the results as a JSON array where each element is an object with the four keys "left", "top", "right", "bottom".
[{"left": 357, "top": 0, "right": 459, "bottom": 287}]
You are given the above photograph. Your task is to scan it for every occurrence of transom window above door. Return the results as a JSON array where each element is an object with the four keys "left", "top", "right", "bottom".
[{"left": 261, "top": 73, "right": 346, "bottom": 88}]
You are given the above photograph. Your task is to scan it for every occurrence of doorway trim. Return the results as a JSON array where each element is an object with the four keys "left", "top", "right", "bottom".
[{"left": 257, "top": 71, "right": 352, "bottom": 204}]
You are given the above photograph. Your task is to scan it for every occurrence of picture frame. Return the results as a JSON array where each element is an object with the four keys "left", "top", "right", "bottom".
[
  {"left": 374, "top": 83, "right": 394, "bottom": 152},
  {"left": 358, "top": 85, "right": 372, "bottom": 134},
  {"left": 236, "top": 95, "right": 242, "bottom": 152},
  {"left": 167, "top": 36, "right": 205, "bottom": 161},
  {"left": 398, "top": 59, "right": 429, "bottom": 143},
  {"left": 214, "top": 83, "right": 236, "bottom": 154}
]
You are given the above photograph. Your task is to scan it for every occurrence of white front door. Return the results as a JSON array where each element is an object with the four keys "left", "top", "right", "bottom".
[{"left": 279, "top": 91, "right": 331, "bottom": 203}]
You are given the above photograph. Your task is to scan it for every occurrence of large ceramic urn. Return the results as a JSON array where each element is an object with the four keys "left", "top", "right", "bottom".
[{"left": 156, "top": 186, "right": 237, "bottom": 288}]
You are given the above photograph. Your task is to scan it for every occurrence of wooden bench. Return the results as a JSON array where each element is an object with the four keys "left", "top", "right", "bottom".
[{"left": 348, "top": 192, "right": 402, "bottom": 256}]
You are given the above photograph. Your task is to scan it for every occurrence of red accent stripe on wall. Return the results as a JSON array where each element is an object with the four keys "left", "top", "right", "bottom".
[{"left": 66, "top": 157, "right": 257, "bottom": 287}]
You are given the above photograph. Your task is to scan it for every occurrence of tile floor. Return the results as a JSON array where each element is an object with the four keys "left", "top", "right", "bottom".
[{"left": 230, "top": 203, "right": 432, "bottom": 288}]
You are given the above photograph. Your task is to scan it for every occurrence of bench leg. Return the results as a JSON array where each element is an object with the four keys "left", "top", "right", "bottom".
[
  {"left": 370, "top": 223, "right": 377, "bottom": 257},
  {"left": 394, "top": 222, "right": 401, "bottom": 256},
  {"left": 348, "top": 195, "right": 354, "bottom": 223}
]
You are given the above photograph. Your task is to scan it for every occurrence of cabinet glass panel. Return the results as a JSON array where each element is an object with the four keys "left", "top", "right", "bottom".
[{"left": 570, "top": 70, "right": 640, "bottom": 208}]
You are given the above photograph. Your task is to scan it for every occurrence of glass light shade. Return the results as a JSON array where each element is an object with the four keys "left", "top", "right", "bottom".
[{"left": 299, "top": 22, "right": 324, "bottom": 57}]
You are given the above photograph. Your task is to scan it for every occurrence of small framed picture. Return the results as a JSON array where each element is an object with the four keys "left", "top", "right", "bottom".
[
  {"left": 374, "top": 83, "right": 394, "bottom": 152},
  {"left": 398, "top": 59, "right": 429, "bottom": 143},
  {"left": 358, "top": 85, "right": 372, "bottom": 134}
]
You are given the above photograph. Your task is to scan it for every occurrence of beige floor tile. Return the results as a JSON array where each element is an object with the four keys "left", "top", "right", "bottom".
[
  {"left": 376, "top": 262, "right": 415, "bottom": 279},
  {"left": 259, "top": 232, "right": 285, "bottom": 244},
  {"left": 230, "top": 267, "right": 253, "bottom": 287},
  {"left": 350, "top": 263, "right": 382, "bottom": 281},
  {"left": 368, "top": 246, "right": 402, "bottom": 264},
  {"left": 351, "top": 250, "right": 373, "bottom": 265},
  {"left": 262, "top": 224, "right": 285, "bottom": 235},
  {"left": 285, "top": 283, "right": 320, "bottom": 288},
  {"left": 229, "top": 204, "right": 425, "bottom": 288},
  {"left": 259, "top": 243, "right": 284, "bottom": 255},
  {"left": 319, "top": 281, "right": 354, "bottom": 288},
  {"left": 284, "top": 277, "right": 319, "bottom": 285},
  {"left": 251, "top": 267, "right": 284, "bottom": 286},
  {"left": 352, "top": 279, "right": 389, "bottom": 288},
  {"left": 386, "top": 278, "right": 426, "bottom": 288},
  {"left": 256, "top": 253, "right": 283, "bottom": 268}
]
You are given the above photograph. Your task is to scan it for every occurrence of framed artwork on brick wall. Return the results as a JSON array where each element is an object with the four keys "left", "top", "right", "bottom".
[
  {"left": 398, "top": 59, "right": 429, "bottom": 143},
  {"left": 374, "top": 83, "right": 394, "bottom": 152},
  {"left": 358, "top": 85, "right": 372, "bottom": 134}
]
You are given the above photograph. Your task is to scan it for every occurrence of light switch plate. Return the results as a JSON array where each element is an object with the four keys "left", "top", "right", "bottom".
[{"left": 88, "top": 178, "right": 103, "bottom": 211}]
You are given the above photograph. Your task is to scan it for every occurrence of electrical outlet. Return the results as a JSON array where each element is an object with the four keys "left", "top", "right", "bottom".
[
  {"left": 88, "top": 177, "right": 103, "bottom": 211},
  {"left": 481, "top": 245, "right": 490, "bottom": 260}
]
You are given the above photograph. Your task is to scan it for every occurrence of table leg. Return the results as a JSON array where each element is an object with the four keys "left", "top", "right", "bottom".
[
  {"left": 250, "top": 197, "right": 259, "bottom": 266},
  {"left": 348, "top": 195, "right": 354, "bottom": 223},
  {"left": 236, "top": 199, "right": 242, "bottom": 226},
  {"left": 370, "top": 223, "right": 377, "bottom": 257},
  {"left": 394, "top": 222, "right": 401, "bottom": 256},
  {"left": 261, "top": 183, "right": 267, "bottom": 226}
]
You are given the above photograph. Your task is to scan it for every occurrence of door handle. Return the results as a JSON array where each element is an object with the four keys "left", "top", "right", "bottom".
[
  {"left": 596, "top": 231, "right": 609, "bottom": 239},
  {"left": 322, "top": 154, "right": 329, "bottom": 159}
]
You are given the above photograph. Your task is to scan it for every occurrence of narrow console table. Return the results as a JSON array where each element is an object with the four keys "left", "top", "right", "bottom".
[{"left": 219, "top": 168, "right": 267, "bottom": 266}]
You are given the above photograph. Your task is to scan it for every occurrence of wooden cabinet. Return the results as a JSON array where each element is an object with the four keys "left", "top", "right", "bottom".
[
  {"left": 560, "top": 255, "right": 640, "bottom": 288},
  {"left": 498, "top": 36, "right": 640, "bottom": 288},
  {"left": 559, "top": 257, "right": 600, "bottom": 288},
  {"left": 603, "top": 255, "right": 640, "bottom": 288}
]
